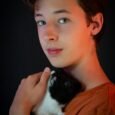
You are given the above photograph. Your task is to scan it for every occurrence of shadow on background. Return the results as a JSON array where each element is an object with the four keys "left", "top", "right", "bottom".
[{"left": 1, "top": 0, "right": 115, "bottom": 115}]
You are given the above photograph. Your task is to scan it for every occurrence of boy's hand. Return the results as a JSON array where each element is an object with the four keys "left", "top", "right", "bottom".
[{"left": 9, "top": 67, "right": 50, "bottom": 115}]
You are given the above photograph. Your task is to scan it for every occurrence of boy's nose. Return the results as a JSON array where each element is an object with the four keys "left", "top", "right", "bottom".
[{"left": 43, "top": 24, "right": 58, "bottom": 41}]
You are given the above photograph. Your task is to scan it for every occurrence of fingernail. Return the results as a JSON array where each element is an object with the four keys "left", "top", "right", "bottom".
[{"left": 44, "top": 67, "right": 50, "bottom": 72}]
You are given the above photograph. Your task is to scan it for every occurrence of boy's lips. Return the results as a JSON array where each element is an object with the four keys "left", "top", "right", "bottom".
[{"left": 46, "top": 48, "right": 63, "bottom": 56}]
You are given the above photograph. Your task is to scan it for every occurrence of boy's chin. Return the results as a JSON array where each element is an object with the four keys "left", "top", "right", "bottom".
[
  {"left": 50, "top": 62, "right": 64, "bottom": 68},
  {"left": 50, "top": 62, "right": 69, "bottom": 69}
]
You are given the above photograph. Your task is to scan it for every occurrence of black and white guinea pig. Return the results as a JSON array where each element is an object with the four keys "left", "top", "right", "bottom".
[{"left": 32, "top": 69, "right": 83, "bottom": 115}]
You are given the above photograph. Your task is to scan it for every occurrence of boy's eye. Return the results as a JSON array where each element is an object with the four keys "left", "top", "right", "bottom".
[
  {"left": 58, "top": 18, "right": 69, "bottom": 24},
  {"left": 37, "top": 20, "right": 46, "bottom": 26}
]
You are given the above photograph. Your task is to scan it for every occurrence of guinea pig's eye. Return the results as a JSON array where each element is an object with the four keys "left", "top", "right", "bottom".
[{"left": 64, "top": 81, "right": 71, "bottom": 87}]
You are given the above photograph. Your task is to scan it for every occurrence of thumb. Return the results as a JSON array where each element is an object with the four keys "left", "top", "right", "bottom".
[
  {"left": 40, "top": 67, "right": 51, "bottom": 85},
  {"left": 34, "top": 67, "right": 51, "bottom": 103}
]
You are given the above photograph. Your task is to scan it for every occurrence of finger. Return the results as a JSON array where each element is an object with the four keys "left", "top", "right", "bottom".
[
  {"left": 19, "top": 78, "right": 26, "bottom": 88},
  {"left": 26, "top": 72, "right": 43, "bottom": 86},
  {"left": 40, "top": 67, "right": 51, "bottom": 85},
  {"left": 33, "top": 67, "right": 51, "bottom": 104}
]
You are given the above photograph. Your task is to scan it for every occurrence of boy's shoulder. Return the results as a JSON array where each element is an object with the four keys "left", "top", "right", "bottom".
[{"left": 65, "top": 82, "right": 115, "bottom": 115}]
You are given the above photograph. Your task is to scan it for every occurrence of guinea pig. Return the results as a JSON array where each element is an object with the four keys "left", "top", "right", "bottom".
[{"left": 33, "top": 69, "right": 83, "bottom": 115}]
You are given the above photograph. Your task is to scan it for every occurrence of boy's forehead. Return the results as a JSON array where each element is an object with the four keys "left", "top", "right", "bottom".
[
  {"left": 34, "top": 0, "right": 78, "bottom": 11},
  {"left": 34, "top": 0, "right": 80, "bottom": 14}
]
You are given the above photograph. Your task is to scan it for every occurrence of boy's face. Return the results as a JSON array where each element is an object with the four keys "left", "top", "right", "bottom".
[{"left": 34, "top": 0, "right": 95, "bottom": 68}]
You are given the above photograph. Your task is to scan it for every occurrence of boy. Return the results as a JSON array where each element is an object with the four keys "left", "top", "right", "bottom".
[{"left": 9, "top": 0, "right": 115, "bottom": 115}]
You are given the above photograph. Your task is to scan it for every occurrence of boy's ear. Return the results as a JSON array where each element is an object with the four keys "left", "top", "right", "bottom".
[{"left": 90, "top": 13, "right": 104, "bottom": 36}]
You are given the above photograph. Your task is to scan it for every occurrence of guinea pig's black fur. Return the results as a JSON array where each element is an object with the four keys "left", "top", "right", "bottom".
[{"left": 49, "top": 69, "right": 83, "bottom": 105}]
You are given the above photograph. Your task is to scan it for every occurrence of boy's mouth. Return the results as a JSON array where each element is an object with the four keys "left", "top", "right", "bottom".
[{"left": 46, "top": 48, "right": 63, "bottom": 56}]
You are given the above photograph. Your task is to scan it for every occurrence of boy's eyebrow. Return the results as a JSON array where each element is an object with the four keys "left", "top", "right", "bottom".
[
  {"left": 35, "top": 9, "right": 71, "bottom": 17},
  {"left": 53, "top": 9, "right": 71, "bottom": 14}
]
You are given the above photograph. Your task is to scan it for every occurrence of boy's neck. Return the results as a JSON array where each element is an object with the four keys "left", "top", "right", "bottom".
[{"left": 64, "top": 51, "right": 110, "bottom": 90}]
